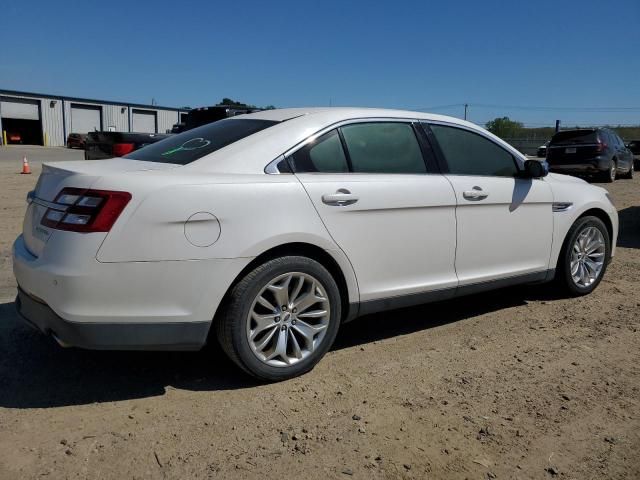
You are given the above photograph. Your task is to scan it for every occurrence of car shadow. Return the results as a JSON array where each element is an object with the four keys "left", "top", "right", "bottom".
[
  {"left": 617, "top": 206, "right": 640, "bottom": 249},
  {"left": 0, "top": 301, "right": 261, "bottom": 409},
  {"left": 0, "top": 283, "right": 559, "bottom": 409}
]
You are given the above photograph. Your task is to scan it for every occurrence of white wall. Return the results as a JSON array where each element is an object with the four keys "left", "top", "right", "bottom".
[{"left": 103, "top": 104, "right": 130, "bottom": 132}]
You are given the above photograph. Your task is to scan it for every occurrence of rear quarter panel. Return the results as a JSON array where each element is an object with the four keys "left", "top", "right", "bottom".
[{"left": 94, "top": 172, "right": 360, "bottom": 307}]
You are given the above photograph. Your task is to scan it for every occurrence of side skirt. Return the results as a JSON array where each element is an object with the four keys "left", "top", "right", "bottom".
[{"left": 346, "top": 269, "right": 554, "bottom": 321}]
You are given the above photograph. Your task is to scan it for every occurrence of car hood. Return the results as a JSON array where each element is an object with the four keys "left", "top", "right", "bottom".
[{"left": 546, "top": 172, "right": 588, "bottom": 185}]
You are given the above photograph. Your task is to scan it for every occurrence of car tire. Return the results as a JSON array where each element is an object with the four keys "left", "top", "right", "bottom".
[
  {"left": 600, "top": 160, "right": 616, "bottom": 183},
  {"left": 215, "top": 256, "right": 342, "bottom": 381},
  {"left": 621, "top": 161, "right": 634, "bottom": 179},
  {"left": 555, "top": 216, "right": 611, "bottom": 297}
]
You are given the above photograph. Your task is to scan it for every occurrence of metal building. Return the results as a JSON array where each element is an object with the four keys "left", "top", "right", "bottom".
[{"left": 0, "top": 89, "right": 189, "bottom": 147}]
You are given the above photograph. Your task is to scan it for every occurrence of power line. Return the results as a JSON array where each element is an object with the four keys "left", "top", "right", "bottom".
[
  {"left": 409, "top": 103, "right": 640, "bottom": 112},
  {"left": 412, "top": 103, "right": 465, "bottom": 111},
  {"left": 467, "top": 103, "right": 640, "bottom": 112},
  {"left": 469, "top": 120, "right": 640, "bottom": 127}
]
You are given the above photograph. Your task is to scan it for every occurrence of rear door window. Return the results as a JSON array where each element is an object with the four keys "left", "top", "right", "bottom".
[
  {"left": 340, "top": 122, "right": 426, "bottom": 173},
  {"left": 611, "top": 132, "right": 623, "bottom": 147},
  {"left": 125, "top": 118, "right": 278, "bottom": 165}
]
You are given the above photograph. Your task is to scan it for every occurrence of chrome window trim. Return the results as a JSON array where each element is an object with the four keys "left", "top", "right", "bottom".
[
  {"left": 264, "top": 155, "right": 287, "bottom": 174},
  {"left": 283, "top": 117, "right": 420, "bottom": 159},
  {"left": 264, "top": 116, "right": 528, "bottom": 175},
  {"left": 264, "top": 117, "right": 422, "bottom": 174}
]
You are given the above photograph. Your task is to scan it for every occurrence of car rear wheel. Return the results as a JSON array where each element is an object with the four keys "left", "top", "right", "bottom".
[
  {"left": 216, "top": 256, "right": 341, "bottom": 381},
  {"left": 555, "top": 216, "right": 610, "bottom": 296},
  {"left": 621, "top": 161, "right": 634, "bottom": 179}
]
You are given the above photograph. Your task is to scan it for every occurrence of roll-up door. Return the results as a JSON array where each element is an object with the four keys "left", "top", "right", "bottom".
[
  {"left": 70, "top": 104, "right": 102, "bottom": 134},
  {"left": 132, "top": 109, "right": 157, "bottom": 133},
  {"left": 0, "top": 97, "right": 40, "bottom": 120},
  {"left": 1, "top": 97, "right": 43, "bottom": 145}
]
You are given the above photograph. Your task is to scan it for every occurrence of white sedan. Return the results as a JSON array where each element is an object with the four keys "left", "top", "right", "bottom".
[{"left": 13, "top": 108, "right": 618, "bottom": 380}]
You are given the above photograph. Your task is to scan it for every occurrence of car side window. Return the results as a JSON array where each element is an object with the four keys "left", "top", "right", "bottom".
[
  {"left": 340, "top": 122, "right": 426, "bottom": 174},
  {"left": 429, "top": 124, "right": 519, "bottom": 177},
  {"left": 289, "top": 129, "right": 349, "bottom": 173}
]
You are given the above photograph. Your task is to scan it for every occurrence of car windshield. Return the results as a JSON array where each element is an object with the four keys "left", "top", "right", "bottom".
[
  {"left": 550, "top": 130, "right": 598, "bottom": 145},
  {"left": 125, "top": 118, "right": 278, "bottom": 165}
]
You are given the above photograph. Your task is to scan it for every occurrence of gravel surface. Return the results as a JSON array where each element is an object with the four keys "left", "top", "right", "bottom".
[{"left": 0, "top": 147, "right": 638, "bottom": 479}]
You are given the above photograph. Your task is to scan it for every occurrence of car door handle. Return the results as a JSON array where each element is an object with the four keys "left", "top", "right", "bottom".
[
  {"left": 462, "top": 187, "right": 489, "bottom": 201},
  {"left": 322, "top": 189, "right": 359, "bottom": 206}
]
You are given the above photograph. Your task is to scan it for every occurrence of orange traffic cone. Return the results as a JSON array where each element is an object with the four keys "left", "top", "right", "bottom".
[{"left": 21, "top": 156, "right": 31, "bottom": 175}]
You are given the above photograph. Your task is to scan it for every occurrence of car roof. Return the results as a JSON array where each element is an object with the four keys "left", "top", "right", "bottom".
[
  {"left": 236, "top": 106, "right": 471, "bottom": 124},
  {"left": 185, "top": 107, "right": 526, "bottom": 174}
]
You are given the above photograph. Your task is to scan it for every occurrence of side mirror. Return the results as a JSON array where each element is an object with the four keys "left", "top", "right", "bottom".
[{"left": 523, "top": 159, "right": 549, "bottom": 178}]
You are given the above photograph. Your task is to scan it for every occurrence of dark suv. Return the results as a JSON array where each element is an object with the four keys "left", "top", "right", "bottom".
[{"left": 547, "top": 128, "right": 634, "bottom": 182}]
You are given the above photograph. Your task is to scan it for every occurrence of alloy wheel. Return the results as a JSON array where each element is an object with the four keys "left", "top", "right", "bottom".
[
  {"left": 570, "top": 226, "right": 606, "bottom": 288},
  {"left": 246, "top": 272, "right": 331, "bottom": 367}
]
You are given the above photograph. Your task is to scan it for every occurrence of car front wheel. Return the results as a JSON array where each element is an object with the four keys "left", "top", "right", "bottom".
[
  {"left": 216, "top": 256, "right": 341, "bottom": 381},
  {"left": 600, "top": 160, "right": 616, "bottom": 183},
  {"left": 556, "top": 216, "right": 611, "bottom": 296}
]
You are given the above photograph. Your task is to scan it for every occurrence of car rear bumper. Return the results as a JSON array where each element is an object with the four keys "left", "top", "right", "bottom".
[
  {"left": 549, "top": 163, "right": 604, "bottom": 174},
  {"left": 12, "top": 234, "right": 251, "bottom": 350},
  {"left": 15, "top": 287, "right": 209, "bottom": 350}
]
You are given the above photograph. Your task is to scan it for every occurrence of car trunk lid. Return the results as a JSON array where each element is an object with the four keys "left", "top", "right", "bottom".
[{"left": 23, "top": 159, "right": 177, "bottom": 257}]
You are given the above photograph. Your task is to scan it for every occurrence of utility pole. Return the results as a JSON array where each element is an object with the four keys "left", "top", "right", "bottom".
[
  {"left": 464, "top": 103, "right": 468, "bottom": 120},
  {"left": 555, "top": 119, "right": 561, "bottom": 132}
]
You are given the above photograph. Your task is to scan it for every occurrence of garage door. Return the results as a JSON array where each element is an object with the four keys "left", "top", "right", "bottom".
[
  {"left": 71, "top": 104, "right": 101, "bottom": 134},
  {"left": 0, "top": 97, "right": 40, "bottom": 120},
  {"left": 1, "top": 97, "right": 43, "bottom": 145},
  {"left": 132, "top": 109, "right": 156, "bottom": 133}
]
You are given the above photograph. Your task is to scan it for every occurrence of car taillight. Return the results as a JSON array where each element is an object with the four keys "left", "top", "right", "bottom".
[
  {"left": 112, "top": 143, "right": 135, "bottom": 156},
  {"left": 595, "top": 139, "right": 607, "bottom": 153},
  {"left": 41, "top": 188, "right": 131, "bottom": 233}
]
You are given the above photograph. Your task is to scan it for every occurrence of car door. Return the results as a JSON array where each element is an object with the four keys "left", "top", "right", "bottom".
[
  {"left": 425, "top": 122, "right": 554, "bottom": 287},
  {"left": 612, "top": 132, "right": 632, "bottom": 172},
  {"left": 289, "top": 121, "right": 458, "bottom": 306}
]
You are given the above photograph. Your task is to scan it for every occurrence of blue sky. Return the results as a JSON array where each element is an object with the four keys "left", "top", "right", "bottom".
[{"left": 1, "top": 0, "right": 639, "bottom": 127}]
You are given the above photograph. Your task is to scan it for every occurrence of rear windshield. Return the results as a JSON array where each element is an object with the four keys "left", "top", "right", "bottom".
[
  {"left": 125, "top": 119, "right": 278, "bottom": 164},
  {"left": 550, "top": 130, "right": 598, "bottom": 145}
]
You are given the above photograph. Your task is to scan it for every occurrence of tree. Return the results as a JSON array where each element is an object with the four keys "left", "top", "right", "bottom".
[
  {"left": 218, "top": 98, "right": 253, "bottom": 108},
  {"left": 485, "top": 117, "right": 524, "bottom": 139},
  {"left": 217, "top": 98, "right": 276, "bottom": 110}
]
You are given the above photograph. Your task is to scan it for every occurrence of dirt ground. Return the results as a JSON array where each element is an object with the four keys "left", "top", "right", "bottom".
[{"left": 0, "top": 147, "right": 638, "bottom": 479}]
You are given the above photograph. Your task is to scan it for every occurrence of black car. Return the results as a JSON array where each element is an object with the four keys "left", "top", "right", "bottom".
[
  {"left": 66, "top": 133, "right": 87, "bottom": 149},
  {"left": 626, "top": 140, "right": 640, "bottom": 168},
  {"left": 547, "top": 128, "right": 634, "bottom": 182}
]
